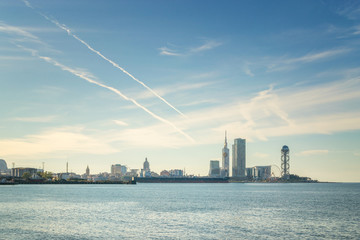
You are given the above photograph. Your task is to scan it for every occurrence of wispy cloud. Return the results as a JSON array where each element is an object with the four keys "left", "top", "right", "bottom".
[
  {"left": 353, "top": 25, "right": 360, "bottom": 35},
  {"left": 113, "top": 120, "right": 129, "bottom": 127},
  {"left": 267, "top": 48, "right": 351, "bottom": 72},
  {"left": 12, "top": 115, "right": 57, "bottom": 123},
  {"left": 190, "top": 40, "right": 222, "bottom": 53},
  {"left": 243, "top": 63, "right": 254, "bottom": 77},
  {"left": 159, "top": 40, "right": 222, "bottom": 57},
  {"left": 18, "top": 45, "right": 194, "bottom": 143},
  {"left": 337, "top": 2, "right": 360, "bottom": 20},
  {"left": 297, "top": 149, "right": 329, "bottom": 156},
  {"left": 0, "top": 22, "right": 57, "bottom": 53},
  {"left": 0, "top": 22, "right": 38, "bottom": 40},
  {"left": 253, "top": 153, "right": 269, "bottom": 158},
  {"left": 188, "top": 72, "right": 218, "bottom": 79},
  {"left": 178, "top": 99, "right": 218, "bottom": 107},
  {"left": 0, "top": 56, "right": 32, "bottom": 61},
  {"left": 0, "top": 20, "right": 193, "bottom": 143},
  {"left": 132, "top": 81, "right": 216, "bottom": 100},
  {"left": 134, "top": 75, "right": 360, "bottom": 147},
  {"left": 22, "top": 1, "right": 186, "bottom": 118},
  {"left": 0, "top": 126, "right": 118, "bottom": 157},
  {"left": 22, "top": 0, "right": 33, "bottom": 9},
  {"left": 9, "top": 73, "right": 355, "bottom": 151},
  {"left": 159, "top": 47, "right": 183, "bottom": 56},
  {"left": 285, "top": 49, "right": 350, "bottom": 64},
  {"left": 104, "top": 123, "right": 195, "bottom": 149}
]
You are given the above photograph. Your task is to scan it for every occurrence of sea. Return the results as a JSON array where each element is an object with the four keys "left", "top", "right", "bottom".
[{"left": 0, "top": 183, "right": 359, "bottom": 239}]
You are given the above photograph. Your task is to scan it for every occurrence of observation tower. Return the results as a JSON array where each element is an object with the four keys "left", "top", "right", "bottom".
[{"left": 281, "top": 145, "right": 290, "bottom": 179}]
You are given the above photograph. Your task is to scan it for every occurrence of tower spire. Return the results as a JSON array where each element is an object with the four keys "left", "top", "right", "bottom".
[{"left": 224, "top": 130, "right": 227, "bottom": 147}]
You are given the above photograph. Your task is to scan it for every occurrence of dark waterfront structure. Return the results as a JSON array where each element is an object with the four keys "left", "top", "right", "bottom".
[
  {"left": 232, "top": 138, "right": 246, "bottom": 177},
  {"left": 135, "top": 177, "right": 229, "bottom": 183}
]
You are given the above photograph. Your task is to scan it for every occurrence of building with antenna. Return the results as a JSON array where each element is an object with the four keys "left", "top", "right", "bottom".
[{"left": 222, "top": 131, "right": 230, "bottom": 177}]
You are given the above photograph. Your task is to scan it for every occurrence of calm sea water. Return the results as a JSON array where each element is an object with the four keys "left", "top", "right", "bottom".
[{"left": 0, "top": 183, "right": 359, "bottom": 239}]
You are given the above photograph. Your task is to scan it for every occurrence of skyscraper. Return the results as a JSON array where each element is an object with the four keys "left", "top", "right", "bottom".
[
  {"left": 222, "top": 131, "right": 229, "bottom": 177},
  {"left": 232, "top": 138, "right": 246, "bottom": 177}
]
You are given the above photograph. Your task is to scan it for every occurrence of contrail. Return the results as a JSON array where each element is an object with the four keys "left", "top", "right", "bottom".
[
  {"left": 22, "top": 0, "right": 187, "bottom": 118},
  {"left": 19, "top": 45, "right": 195, "bottom": 142}
]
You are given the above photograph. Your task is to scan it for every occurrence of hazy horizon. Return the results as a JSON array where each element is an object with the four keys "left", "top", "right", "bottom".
[{"left": 1, "top": 0, "right": 360, "bottom": 182}]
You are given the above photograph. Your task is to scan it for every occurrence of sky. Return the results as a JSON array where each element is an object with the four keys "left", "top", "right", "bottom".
[{"left": 0, "top": 0, "right": 360, "bottom": 182}]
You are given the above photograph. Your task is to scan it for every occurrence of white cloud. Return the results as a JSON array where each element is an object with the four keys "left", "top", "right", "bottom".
[
  {"left": 0, "top": 22, "right": 38, "bottom": 40},
  {"left": 113, "top": 120, "right": 129, "bottom": 126},
  {"left": 12, "top": 115, "right": 57, "bottom": 123},
  {"left": 188, "top": 72, "right": 218, "bottom": 80},
  {"left": 178, "top": 99, "right": 218, "bottom": 107},
  {"left": 0, "top": 126, "right": 118, "bottom": 158},
  {"left": 158, "top": 47, "right": 182, "bottom": 56},
  {"left": 33, "top": 86, "right": 68, "bottom": 97},
  {"left": 144, "top": 75, "right": 360, "bottom": 147},
  {"left": 286, "top": 49, "right": 350, "bottom": 64},
  {"left": 0, "top": 56, "right": 33, "bottom": 61},
  {"left": 159, "top": 40, "right": 222, "bottom": 56},
  {"left": 190, "top": 40, "right": 222, "bottom": 53},
  {"left": 352, "top": 25, "right": 360, "bottom": 35},
  {"left": 104, "top": 124, "right": 194, "bottom": 149},
  {"left": 18, "top": 46, "right": 194, "bottom": 142},
  {"left": 297, "top": 150, "right": 329, "bottom": 156},
  {"left": 253, "top": 153, "right": 269, "bottom": 158},
  {"left": 267, "top": 48, "right": 351, "bottom": 72},
  {"left": 337, "top": 2, "right": 360, "bottom": 20},
  {"left": 4, "top": 73, "right": 358, "bottom": 153},
  {"left": 22, "top": 0, "right": 33, "bottom": 9},
  {"left": 243, "top": 64, "right": 254, "bottom": 77},
  {"left": 131, "top": 81, "right": 216, "bottom": 100}
]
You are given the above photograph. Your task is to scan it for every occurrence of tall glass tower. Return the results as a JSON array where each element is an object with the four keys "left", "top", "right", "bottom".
[
  {"left": 222, "top": 131, "right": 229, "bottom": 177},
  {"left": 232, "top": 138, "right": 246, "bottom": 177}
]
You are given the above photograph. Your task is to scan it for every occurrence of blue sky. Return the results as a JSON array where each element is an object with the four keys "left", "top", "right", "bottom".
[{"left": 0, "top": 0, "right": 360, "bottom": 182}]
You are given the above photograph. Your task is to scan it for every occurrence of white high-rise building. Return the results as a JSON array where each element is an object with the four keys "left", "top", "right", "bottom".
[
  {"left": 232, "top": 138, "right": 246, "bottom": 177},
  {"left": 222, "top": 131, "right": 229, "bottom": 177}
]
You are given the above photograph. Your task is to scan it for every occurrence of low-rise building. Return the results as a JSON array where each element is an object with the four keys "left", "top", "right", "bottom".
[
  {"left": 246, "top": 166, "right": 272, "bottom": 181},
  {"left": 170, "top": 169, "right": 184, "bottom": 177},
  {"left": 160, "top": 170, "right": 170, "bottom": 177},
  {"left": 12, "top": 168, "right": 39, "bottom": 178}
]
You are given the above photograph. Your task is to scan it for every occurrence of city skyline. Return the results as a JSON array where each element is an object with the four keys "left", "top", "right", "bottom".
[{"left": 1, "top": 0, "right": 360, "bottom": 182}]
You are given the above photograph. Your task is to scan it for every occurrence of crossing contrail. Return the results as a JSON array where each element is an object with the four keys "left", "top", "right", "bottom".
[
  {"left": 22, "top": 0, "right": 187, "bottom": 118},
  {"left": 19, "top": 45, "right": 194, "bottom": 142}
]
